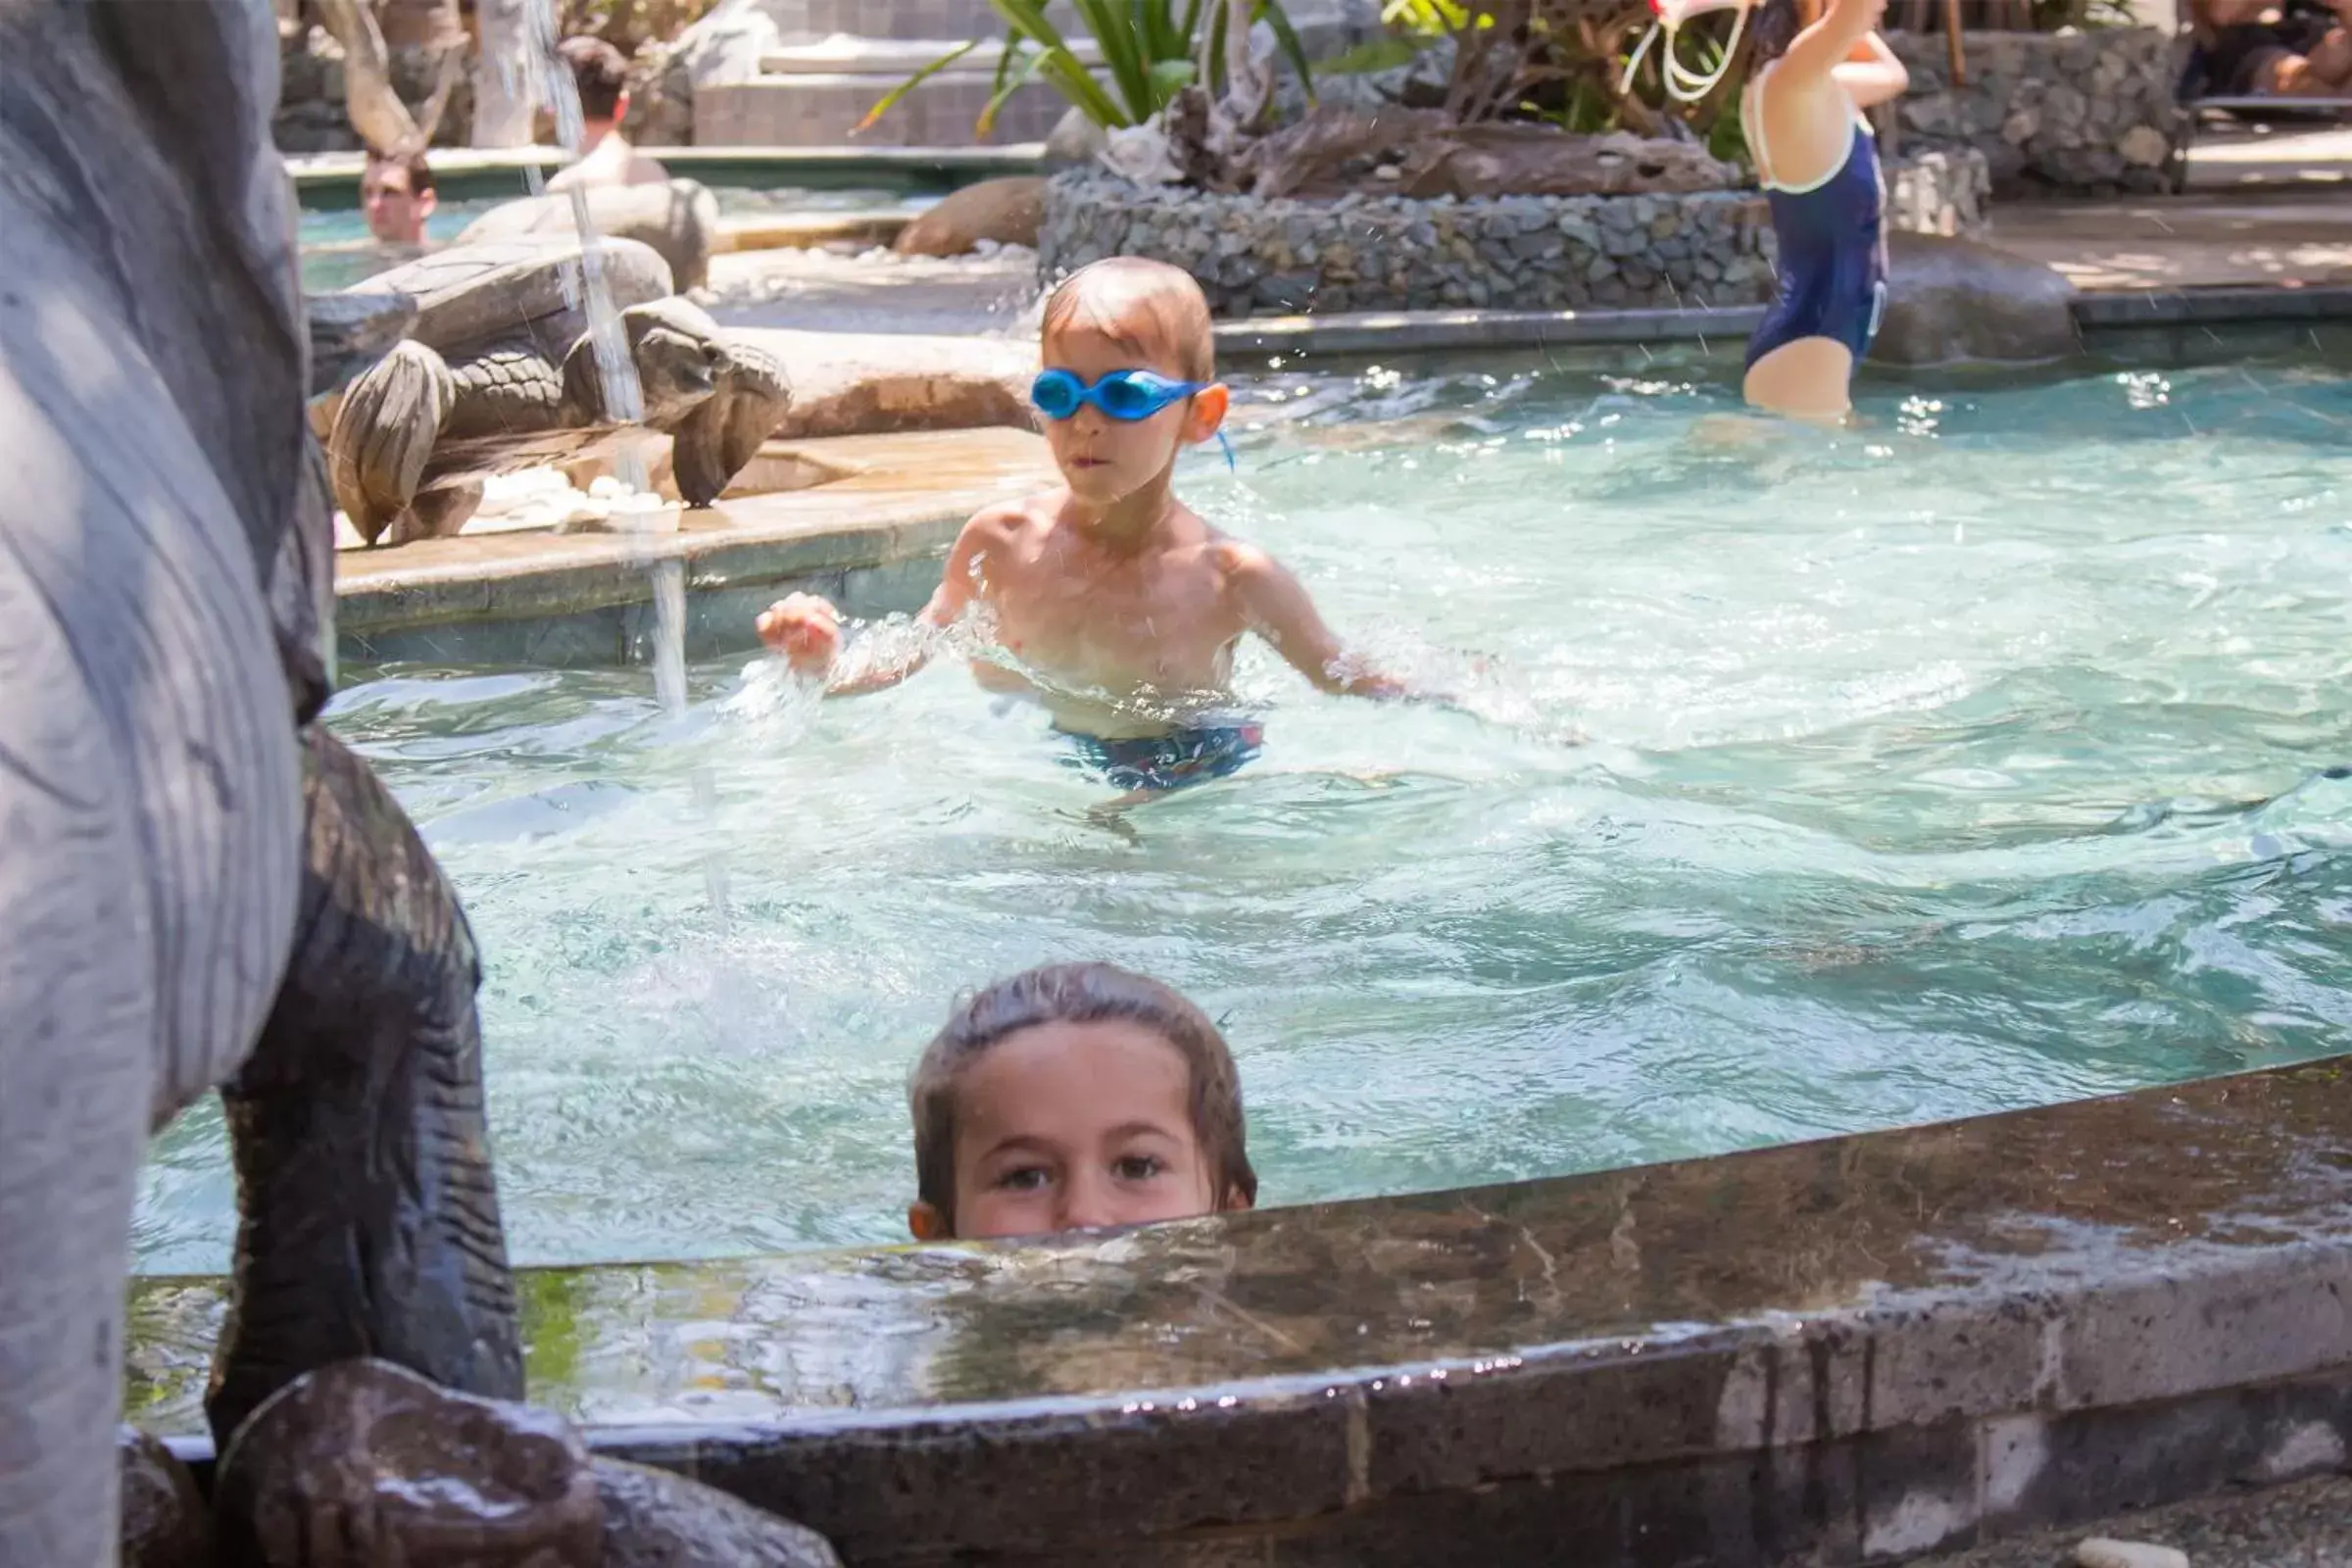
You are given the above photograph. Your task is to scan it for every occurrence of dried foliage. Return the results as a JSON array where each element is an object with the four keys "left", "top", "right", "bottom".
[
  {"left": 1175, "top": 99, "right": 1740, "bottom": 197},
  {"left": 554, "top": 0, "right": 719, "bottom": 57}
]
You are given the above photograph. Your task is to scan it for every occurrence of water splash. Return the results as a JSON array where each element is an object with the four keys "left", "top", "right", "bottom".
[{"left": 522, "top": 0, "right": 724, "bottom": 926}]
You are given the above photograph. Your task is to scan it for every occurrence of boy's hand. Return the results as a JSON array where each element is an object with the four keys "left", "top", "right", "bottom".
[{"left": 757, "top": 593, "right": 843, "bottom": 676}]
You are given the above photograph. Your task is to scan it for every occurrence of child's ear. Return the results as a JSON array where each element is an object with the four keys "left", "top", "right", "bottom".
[
  {"left": 907, "top": 1201, "right": 951, "bottom": 1242},
  {"left": 1187, "top": 382, "right": 1230, "bottom": 444},
  {"left": 1221, "top": 1186, "right": 1254, "bottom": 1213}
]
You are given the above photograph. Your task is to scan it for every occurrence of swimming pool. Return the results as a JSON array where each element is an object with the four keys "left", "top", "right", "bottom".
[
  {"left": 133, "top": 346, "right": 2352, "bottom": 1273},
  {"left": 298, "top": 182, "right": 936, "bottom": 291}
]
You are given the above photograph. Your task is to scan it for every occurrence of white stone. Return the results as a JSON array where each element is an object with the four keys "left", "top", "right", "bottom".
[
  {"left": 2118, "top": 124, "right": 2170, "bottom": 168},
  {"left": 2076, "top": 1541, "right": 2189, "bottom": 1568}
]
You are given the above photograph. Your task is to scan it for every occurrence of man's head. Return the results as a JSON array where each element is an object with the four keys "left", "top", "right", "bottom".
[
  {"left": 560, "top": 34, "right": 632, "bottom": 128},
  {"left": 1036, "top": 258, "right": 1228, "bottom": 506},
  {"left": 360, "top": 150, "right": 436, "bottom": 244},
  {"left": 908, "top": 962, "right": 1258, "bottom": 1242}
]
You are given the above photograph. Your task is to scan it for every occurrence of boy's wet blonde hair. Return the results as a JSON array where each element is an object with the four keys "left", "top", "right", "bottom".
[
  {"left": 1041, "top": 258, "right": 1217, "bottom": 382},
  {"left": 909, "top": 961, "right": 1257, "bottom": 1227}
]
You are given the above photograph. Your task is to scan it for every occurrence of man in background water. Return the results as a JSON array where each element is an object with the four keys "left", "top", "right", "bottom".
[
  {"left": 546, "top": 35, "right": 670, "bottom": 191},
  {"left": 361, "top": 148, "right": 437, "bottom": 246}
]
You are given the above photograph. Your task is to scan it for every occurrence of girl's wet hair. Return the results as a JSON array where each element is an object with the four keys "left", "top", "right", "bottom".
[
  {"left": 909, "top": 961, "right": 1257, "bottom": 1225},
  {"left": 1041, "top": 258, "right": 1217, "bottom": 382},
  {"left": 1748, "top": 0, "right": 1805, "bottom": 66}
]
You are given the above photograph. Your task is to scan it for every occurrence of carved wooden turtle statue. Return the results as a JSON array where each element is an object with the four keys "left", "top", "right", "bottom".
[{"left": 327, "top": 237, "right": 790, "bottom": 546}]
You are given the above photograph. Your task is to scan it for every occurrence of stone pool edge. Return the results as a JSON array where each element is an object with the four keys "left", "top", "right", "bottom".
[
  {"left": 137, "top": 1058, "right": 2352, "bottom": 1564},
  {"left": 336, "top": 425, "right": 1049, "bottom": 667},
  {"left": 1214, "top": 282, "right": 2352, "bottom": 357}
]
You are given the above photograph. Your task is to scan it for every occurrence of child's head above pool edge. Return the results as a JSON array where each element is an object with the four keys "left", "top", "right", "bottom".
[
  {"left": 1038, "top": 259, "right": 1228, "bottom": 505},
  {"left": 907, "top": 961, "right": 1258, "bottom": 1242}
]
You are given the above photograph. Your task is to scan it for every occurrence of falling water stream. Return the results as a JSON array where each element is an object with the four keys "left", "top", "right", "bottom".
[{"left": 518, "top": 0, "right": 731, "bottom": 927}]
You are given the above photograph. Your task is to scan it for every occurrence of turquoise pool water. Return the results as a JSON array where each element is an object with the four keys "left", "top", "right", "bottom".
[
  {"left": 298, "top": 182, "right": 935, "bottom": 291},
  {"left": 134, "top": 347, "right": 2352, "bottom": 1272}
]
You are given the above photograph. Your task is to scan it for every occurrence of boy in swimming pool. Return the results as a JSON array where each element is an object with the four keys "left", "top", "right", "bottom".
[
  {"left": 754, "top": 257, "right": 1411, "bottom": 797},
  {"left": 906, "top": 962, "right": 1257, "bottom": 1241}
]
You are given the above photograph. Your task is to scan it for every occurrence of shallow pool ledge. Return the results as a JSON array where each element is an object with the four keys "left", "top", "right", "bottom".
[
  {"left": 335, "top": 426, "right": 1047, "bottom": 667},
  {"left": 131, "top": 1057, "right": 2352, "bottom": 1565}
]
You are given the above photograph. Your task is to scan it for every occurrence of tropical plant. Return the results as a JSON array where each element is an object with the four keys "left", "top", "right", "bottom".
[{"left": 862, "top": 0, "right": 1318, "bottom": 136}]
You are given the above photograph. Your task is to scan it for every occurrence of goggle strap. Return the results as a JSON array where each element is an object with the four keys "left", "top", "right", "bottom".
[{"left": 1217, "top": 429, "right": 1237, "bottom": 471}]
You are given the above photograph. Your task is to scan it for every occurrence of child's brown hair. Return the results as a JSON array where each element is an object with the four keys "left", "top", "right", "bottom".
[
  {"left": 909, "top": 962, "right": 1257, "bottom": 1226},
  {"left": 1041, "top": 258, "right": 1217, "bottom": 382}
]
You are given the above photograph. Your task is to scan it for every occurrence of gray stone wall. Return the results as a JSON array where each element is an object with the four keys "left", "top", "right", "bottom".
[
  {"left": 1886, "top": 27, "right": 2186, "bottom": 195},
  {"left": 1039, "top": 148, "right": 1989, "bottom": 318}
]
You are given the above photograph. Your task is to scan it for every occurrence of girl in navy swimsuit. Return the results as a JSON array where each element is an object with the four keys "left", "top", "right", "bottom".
[{"left": 1738, "top": 0, "right": 1909, "bottom": 421}]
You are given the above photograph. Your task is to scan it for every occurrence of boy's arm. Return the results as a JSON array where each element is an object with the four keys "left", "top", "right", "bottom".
[
  {"left": 772, "top": 510, "right": 993, "bottom": 697},
  {"left": 1224, "top": 543, "right": 1409, "bottom": 700},
  {"left": 1832, "top": 31, "right": 1908, "bottom": 107}
]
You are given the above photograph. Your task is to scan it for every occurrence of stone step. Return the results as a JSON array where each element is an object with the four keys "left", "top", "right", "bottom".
[
  {"left": 695, "top": 73, "right": 1071, "bottom": 148},
  {"left": 755, "top": 0, "right": 1081, "bottom": 44},
  {"left": 759, "top": 33, "right": 1104, "bottom": 75}
]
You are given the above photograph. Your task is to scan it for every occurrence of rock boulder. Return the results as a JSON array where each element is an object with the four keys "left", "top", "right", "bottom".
[
  {"left": 893, "top": 176, "right": 1049, "bottom": 258},
  {"left": 597, "top": 1457, "right": 842, "bottom": 1566},
  {"left": 1869, "top": 230, "right": 2081, "bottom": 369},
  {"left": 456, "top": 180, "right": 721, "bottom": 292},
  {"left": 120, "top": 1427, "right": 211, "bottom": 1568},
  {"left": 741, "top": 329, "right": 1038, "bottom": 440}
]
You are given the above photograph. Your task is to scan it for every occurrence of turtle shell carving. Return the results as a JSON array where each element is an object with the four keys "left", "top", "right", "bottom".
[{"left": 328, "top": 237, "right": 789, "bottom": 546}]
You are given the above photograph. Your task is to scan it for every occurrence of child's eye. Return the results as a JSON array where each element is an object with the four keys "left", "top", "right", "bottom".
[
  {"left": 1112, "top": 1154, "right": 1165, "bottom": 1182},
  {"left": 993, "top": 1165, "right": 1052, "bottom": 1192}
]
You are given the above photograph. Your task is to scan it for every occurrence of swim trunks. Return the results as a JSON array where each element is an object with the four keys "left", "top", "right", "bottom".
[
  {"left": 1061, "top": 723, "right": 1266, "bottom": 794},
  {"left": 1742, "top": 65, "right": 1889, "bottom": 372}
]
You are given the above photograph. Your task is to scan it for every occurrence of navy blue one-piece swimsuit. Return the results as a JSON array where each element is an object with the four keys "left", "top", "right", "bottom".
[{"left": 1742, "top": 67, "right": 1889, "bottom": 370}]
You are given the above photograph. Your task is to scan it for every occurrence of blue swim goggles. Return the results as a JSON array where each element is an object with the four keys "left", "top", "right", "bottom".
[{"left": 1029, "top": 368, "right": 1237, "bottom": 469}]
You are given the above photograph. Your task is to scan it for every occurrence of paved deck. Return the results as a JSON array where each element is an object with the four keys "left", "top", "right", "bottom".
[{"left": 1991, "top": 186, "right": 2352, "bottom": 292}]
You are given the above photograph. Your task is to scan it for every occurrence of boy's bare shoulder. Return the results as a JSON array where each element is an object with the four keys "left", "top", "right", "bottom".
[
  {"left": 961, "top": 492, "right": 1056, "bottom": 541},
  {"left": 1206, "top": 532, "right": 1291, "bottom": 591},
  {"left": 951, "top": 496, "right": 1044, "bottom": 561}
]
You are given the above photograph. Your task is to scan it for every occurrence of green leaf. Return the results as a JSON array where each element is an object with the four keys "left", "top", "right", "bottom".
[
  {"left": 1138, "top": 0, "right": 1183, "bottom": 64},
  {"left": 1256, "top": 0, "right": 1315, "bottom": 104},
  {"left": 1069, "top": 0, "right": 1153, "bottom": 120},
  {"left": 1319, "top": 36, "right": 1419, "bottom": 75},
  {"left": 1039, "top": 44, "right": 1135, "bottom": 126},
  {"left": 858, "top": 37, "right": 982, "bottom": 135},
  {"left": 987, "top": 0, "right": 1133, "bottom": 125},
  {"left": 977, "top": 43, "right": 1053, "bottom": 134},
  {"left": 1147, "top": 56, "right": 1198, "bottom": 105}
]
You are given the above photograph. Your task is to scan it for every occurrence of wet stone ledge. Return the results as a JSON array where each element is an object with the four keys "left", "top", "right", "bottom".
[
  {"left": 1887, "top": 26, "right": 2187, "bottom": 197},
  {"left": 1039, "top": 154, "right": 1989, "bottom": 318},
  {"left": 133, "top": 1058, "right": 2352, "bottom": 1565}
]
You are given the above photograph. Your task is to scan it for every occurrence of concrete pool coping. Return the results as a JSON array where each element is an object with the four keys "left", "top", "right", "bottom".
[
  {"left": 129, "top": 1056, "right": 2352, "bottom": 1564},
  {"left": 1213, "top": 283, "right": 2352, "bottom": 358},
  {"left": 287, "top": 144, "right": 1046, "bottom": 205}
]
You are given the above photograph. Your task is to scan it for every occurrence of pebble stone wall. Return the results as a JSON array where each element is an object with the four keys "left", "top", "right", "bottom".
[
  {"left": 1040, "top": 149, "right": 1991, "bottom": 318},
  {"left": 1886, "top": 26, "right": 2187, "bottom": 195}
]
